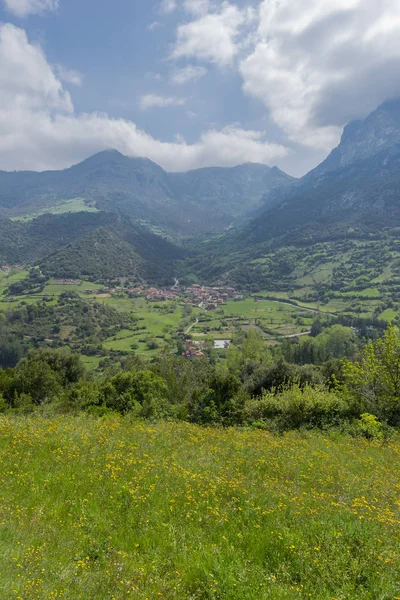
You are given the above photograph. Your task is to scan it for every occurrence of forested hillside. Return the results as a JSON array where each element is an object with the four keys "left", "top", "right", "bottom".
[{"left": 0, "top": 212, "right": 184, "bottom": 282}]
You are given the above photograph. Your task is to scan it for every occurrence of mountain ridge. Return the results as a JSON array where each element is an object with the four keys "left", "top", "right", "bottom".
[{"left": 0, "top": 151, "right": 295, "bottom": 234}]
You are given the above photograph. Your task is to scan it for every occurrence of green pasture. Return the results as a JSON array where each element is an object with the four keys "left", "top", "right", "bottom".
[
  {"left": 0, "top": 269, "right": 29, "bottom": 296},
  {"left": 11, "top": 197, "right": 99, "bottom": 222},
  {"left": 42, "top": 279, "right": 103, "bottom": 296}
]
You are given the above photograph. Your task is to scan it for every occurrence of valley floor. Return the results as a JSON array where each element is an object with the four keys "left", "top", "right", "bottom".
[{"left": 0, "top": 415, "right": 399, "bottom": 599}]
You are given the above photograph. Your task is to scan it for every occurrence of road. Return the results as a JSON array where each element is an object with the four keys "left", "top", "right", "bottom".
[
  {"left": 282, "top": 330, "right": 312, "bottom": 339},
  {"left": 185, "top": 318, "right": 199, "bottom": 335},
  {"left": 269, "top": 299, "right": 338, "bottom": 318},
  {"left": 172, "top": 278, "right": 179, "bottom": 289}
]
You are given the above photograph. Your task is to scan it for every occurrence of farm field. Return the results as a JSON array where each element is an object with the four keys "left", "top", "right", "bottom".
[
  {"left": 0, "top": 267, "right": 398, "bottom": 364},
  {"left": 0, "top": 415, "right": 399, "bottom": 599}
]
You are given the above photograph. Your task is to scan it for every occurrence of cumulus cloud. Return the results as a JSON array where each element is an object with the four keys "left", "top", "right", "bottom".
[
  {"left": 139, "top": 94, "right": 186, "bottom": 109},
  {"left": 0, "top": 24, "right": 72, "bottom": 113},
  {"left": 0, "top": 23, "right": 287, "bottom": 172},
  {"left": 171, "top": 2, "right": 246, "bottom": 66},
  {"left": 171, "top": 65, "right": 207, "bottom": 85},
  {"left": 167, "top": 0, "right": 400, "bottom": 155},
  {"left": 4, "top": 0, "right": 58, "bottom": 17},
  {"left": 239, "top": 0, "right": 400, "bottom": 149}
]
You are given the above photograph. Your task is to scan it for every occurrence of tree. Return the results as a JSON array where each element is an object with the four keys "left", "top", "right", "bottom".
[
  {"left": 188, "top": 371, "right": 242, "bottom": 424},
  {"left": 22, "top": 348, "right": 85, "bottom": 386},
  {"left": 343, "top": 323, "right": 400, "bottom": 424},
  {"left": 14, "top": 359, "right": 61, "bottom": 405},
  {"left": 102, "top": 370, "right": 169, "bottom": 418}
]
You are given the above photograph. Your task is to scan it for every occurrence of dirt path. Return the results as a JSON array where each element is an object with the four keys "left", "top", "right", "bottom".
[{"left": 185, "top": 318, "right": 199, "bottom": 335}]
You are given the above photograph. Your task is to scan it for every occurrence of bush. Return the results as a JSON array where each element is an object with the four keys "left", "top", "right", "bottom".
[
  {"left": 243, "top": 384, "right": 354, "bottom": 431},
  {"left": 356, "top": 413, "right": 384, "bottom": 440},
  {"left": 187, "top": 372, "right": 242, "bottom": 425},
  {"left": 69, "top": 381, "right": 102, "bottom": 410}
]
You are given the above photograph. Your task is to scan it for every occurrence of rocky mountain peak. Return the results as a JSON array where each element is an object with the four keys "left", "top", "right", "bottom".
[{"left": 310, "top": 98, "right": 400, "bottom": 178}]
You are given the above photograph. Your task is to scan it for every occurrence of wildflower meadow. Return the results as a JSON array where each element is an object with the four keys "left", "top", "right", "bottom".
[{"left": 0, "top": 415, "right": 399, "bottom": 599}]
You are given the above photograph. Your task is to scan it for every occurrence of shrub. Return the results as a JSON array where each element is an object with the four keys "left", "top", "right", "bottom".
[
  {"left": 356, "top": 413, "right": 384, "bottom": 440},
  {"left": 243, "top": 384, "right": 353, "bottom": 431},
  {"left": 69, "top": 381, "right": 102, "bottom": 410},
  {"left": 187, "top": 372, "right": 242, "bottom": 425},
  {"left": 12, "top": 392, "right": 35, "bottom": 414}
]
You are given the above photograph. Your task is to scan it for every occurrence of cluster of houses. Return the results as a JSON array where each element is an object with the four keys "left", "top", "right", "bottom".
[
  {"left": 145, "top": 287, "right": 180, "bottom": 301},
  {"left": 57, "top": 280, "right": 245, "bottom": 313},
  {"left": 184, "top": 284, "right": 243, "bottom": 310},
  {"left": 182, "top": 339, "right": 206, "bottom": 359},
  {"left": 100, "top": 283, "right": 243, "bottom": 307}
]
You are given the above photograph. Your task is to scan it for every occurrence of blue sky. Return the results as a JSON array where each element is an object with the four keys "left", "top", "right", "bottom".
[{"left": 0, "top": 0, "right": 399, "bottom": 175}]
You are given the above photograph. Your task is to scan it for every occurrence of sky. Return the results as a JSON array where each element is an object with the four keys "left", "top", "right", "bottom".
[{"left": 0, "top": 0, "right": 400, "bottom": 176}]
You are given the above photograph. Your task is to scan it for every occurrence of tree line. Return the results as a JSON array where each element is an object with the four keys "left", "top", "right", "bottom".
[{"left": 0, "top": 323, "right": 400, "bottom": 439}]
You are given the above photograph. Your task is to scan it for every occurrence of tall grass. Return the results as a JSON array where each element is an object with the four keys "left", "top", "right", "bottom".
[{"left": 0, "top": 415, "right": 399, "bottom": 599}]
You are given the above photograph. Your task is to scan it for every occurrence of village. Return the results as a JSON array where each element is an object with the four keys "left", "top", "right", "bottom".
[{"left": 91, "top": 282, "right": 245, "bottom": 309}]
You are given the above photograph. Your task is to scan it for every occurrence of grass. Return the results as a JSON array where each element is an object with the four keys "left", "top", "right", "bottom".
[
  {"left": 81, "top": 356, "right": 104, "bottom": 370},
  {"left": 0, "top": 415, "right": 399, "bottom": 599},
  {"left": 0, "top": 270, "right": 29, "bottom": 296},
  {"left": 11, "top": 198, "right": 99, "bottom": 222},
  {"left": 42, "top": 280, "right": 103, "bottom": 296}
]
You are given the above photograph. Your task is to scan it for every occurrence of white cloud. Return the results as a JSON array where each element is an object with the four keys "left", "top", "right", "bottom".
[
  {"left": 171, "top": 65, "right": 207, "bottom": 85},
  {"left": 55, "top": 65, "right": 83, "bottom": 86},
  {"left": 171, "top": 2, "right": 246, "bottom": 66},
  {"left": 147, "top": 21, "right": 163, "bottom": 32},
  {"left": 0, "top": 24, "right": 72, "bottom": 113},
  {"left": 183, "top": 0, "right": 211, "bottom": 17},
  {"left": 158, "top": 0, "right": 177, "bottom": 15},
  {"left": 0, "top": 23, "right": 288, "bottom": 172},
  {"left": 4, "top": 0, "right": 58, "bottom": 17},
  {"left": 239, "top": 0, "right": 400, "bottom": 149},
  {"left": 139, "top": 94, "right": 187, "bottom": 110}
]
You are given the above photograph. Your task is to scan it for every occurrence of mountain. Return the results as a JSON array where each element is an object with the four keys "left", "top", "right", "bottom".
[
  {"left": 192, "top": 99, "right": 400, "bottom": 301},
  {"left": 0, "top": 212, "right": 184, "bottom": 283},
  {"left": 310, "top": 99, "right": 400, "bottom": 177},
  {"left": 235, "top": 99, "right": 400, "bottom": 248},
  {"left": 168, "top": 163, "right": 294, "bottom": 222},
  {"left": 0, "top": 151, "right": 294, "bottom": 234}
]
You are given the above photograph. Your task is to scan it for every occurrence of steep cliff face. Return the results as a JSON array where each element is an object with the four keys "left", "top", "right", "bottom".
[
  {"left": 227, "top": 99, "right": 400, "bottom": 249},
  {"left": 310, "top": 99, "right": 400, "bottom": 178}
]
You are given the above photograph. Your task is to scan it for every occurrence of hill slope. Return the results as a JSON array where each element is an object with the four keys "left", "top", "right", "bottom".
[{"left": 0, "top": 212, "right": 184, "bottom": 282}]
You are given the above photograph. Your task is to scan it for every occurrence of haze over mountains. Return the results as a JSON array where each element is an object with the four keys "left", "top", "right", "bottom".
[{"left": 1, "top": 99, "right": 400, "bottom": 285}]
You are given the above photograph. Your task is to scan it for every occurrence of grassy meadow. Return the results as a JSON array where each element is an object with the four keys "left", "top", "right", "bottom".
[
  {"left": 0, "top": 415, "right": 399, "bottom": 599},
  {"left": 10, "top": 198, "right": 99, "bottom": 222}
]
